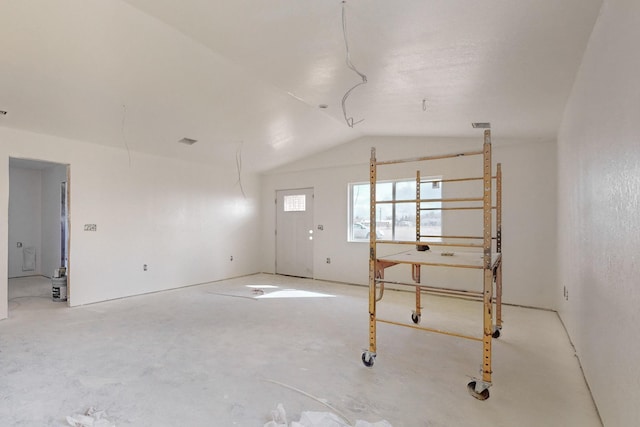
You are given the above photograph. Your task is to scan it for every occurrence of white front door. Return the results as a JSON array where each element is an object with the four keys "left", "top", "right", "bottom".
[{"left": 276, "top": 188, "right": 314, "bottom": 278}]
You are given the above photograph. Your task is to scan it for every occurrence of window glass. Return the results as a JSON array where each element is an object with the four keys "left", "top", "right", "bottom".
[
  {"left": 395, "top": 180, "right": 416, "bottom": 200},
  {"left": 376, "top": 182, "right": 393, "bottom": 201},
  {"left": 419, "top": 181, "right": 441, "bottom": 236},
  {"left": 284, "top": 194, "right": 306, "bottom": 212}
]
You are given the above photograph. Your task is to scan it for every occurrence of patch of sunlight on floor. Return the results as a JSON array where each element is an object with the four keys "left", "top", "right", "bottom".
[{"left": 254, "top": 289, "right": 336, "bottom": 299}]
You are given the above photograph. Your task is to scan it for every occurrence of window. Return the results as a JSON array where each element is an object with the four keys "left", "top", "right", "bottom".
[
  {"left": 284, "top": 194, "right": 306, "bottom": 212},
  {"left": 348, "top": 178, "right": 441, "bottom": 242}
]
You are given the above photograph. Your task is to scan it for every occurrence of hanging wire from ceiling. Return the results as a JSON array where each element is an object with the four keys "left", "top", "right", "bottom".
[
  {"left": 341, "top": 1, "right": 367, "bottom": 128},
  {"left": 235, "top": 141, "right": 247, "bottom": 199},
  {"left": 121, "top": 104, "right": 132, "bottom": 167}
]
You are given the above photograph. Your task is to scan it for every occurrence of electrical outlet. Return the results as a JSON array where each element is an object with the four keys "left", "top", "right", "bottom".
[
  {"left": 326, "top": 257, "right": 331, "bottom": 264},
  {"left": 84, "top": 224, "right": 97, "bottom": 232},
  {"left": 143, "top": 264, "right": 148, "bottom": 271},
  {"left": 230, "top": 255, "right": 234, "bottom": 261}
]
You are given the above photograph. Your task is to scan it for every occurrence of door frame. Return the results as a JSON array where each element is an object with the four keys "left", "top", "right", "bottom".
[
  {"left": 275, "top": 187, "right": 314, "bottom": 278},
  {"left": 4, "top": 157, "right": 71, "bottom": 315}
]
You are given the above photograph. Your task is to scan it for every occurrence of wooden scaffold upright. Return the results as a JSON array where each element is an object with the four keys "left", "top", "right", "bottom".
[{"left": 360, "top": 129, "right": 503, "bottom": 400}]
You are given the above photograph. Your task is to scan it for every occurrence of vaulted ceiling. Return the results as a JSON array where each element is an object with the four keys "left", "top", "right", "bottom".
[{"left": 0, "top": 0, "right": 602, "bottom": 171}]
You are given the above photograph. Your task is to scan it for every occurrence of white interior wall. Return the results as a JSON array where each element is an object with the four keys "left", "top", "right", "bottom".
[
  {"left": 261, "top": 135, "right": 557, "bottom": 309},
  {"left": 41, "top": 164, "right": 68, "bottom": 277},
  {"left": 8, "top": 167, "right": 42, "bottom": 278},
  {"left": 557, "top": 0, "right": 639, "bottom": 425},
  {"left": 1, "top": 126, "right": 261, "bottom": 320}
]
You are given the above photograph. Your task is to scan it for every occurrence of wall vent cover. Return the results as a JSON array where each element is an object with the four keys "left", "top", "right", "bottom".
[
  {"left": 178, "top": 137, "right": 197, "bottom": 145},
  {"left": 471, "top": 122, "right": 491, "bottom": 129}
]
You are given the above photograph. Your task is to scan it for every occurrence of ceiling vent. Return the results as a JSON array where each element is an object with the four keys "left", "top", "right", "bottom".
[
  {"left": 178, "top": 137, "right": 197, "bottom": 145},
  {"left": 472, "top": 122, "right": 491, "bottom": 129}
]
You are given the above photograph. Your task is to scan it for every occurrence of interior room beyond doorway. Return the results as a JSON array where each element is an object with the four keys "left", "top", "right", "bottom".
[{"left": 7, "top": 157, "right": 70, "bottom": 311}]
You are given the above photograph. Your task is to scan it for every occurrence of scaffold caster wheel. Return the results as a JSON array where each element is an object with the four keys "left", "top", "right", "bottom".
[
  {"left": 467, "top": 381, "right": 490, "bottom": 400},
  {"left": 361, "top": 352, "right": 375, "bottom": 367},
  {"left": 411, "top": 312, "right": 421, "bottom": 324},
  {"left": 492, "top": 329, "right": 501, "bottom": 339}
]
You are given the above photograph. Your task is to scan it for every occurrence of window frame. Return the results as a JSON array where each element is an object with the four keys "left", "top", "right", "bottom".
[{"left": 348, "top": 177, "right": 442, "bottom": 243}]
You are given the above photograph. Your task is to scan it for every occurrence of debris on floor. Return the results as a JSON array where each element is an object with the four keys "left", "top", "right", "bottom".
[
  {"left": 264, "top": 404, "right": 392, "bottom": 427},
  {"left": 66, "top": 407, "right": 115, "bottom": 427}
]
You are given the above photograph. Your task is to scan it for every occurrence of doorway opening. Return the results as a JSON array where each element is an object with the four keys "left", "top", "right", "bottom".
[{"left": 7, "top": 158, "right": 70, "bottom": 314}]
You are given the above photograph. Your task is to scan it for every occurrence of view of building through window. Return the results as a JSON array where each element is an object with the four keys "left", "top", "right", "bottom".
[{"left": 349, "top": 178, "right": 441, "bottom": 242}]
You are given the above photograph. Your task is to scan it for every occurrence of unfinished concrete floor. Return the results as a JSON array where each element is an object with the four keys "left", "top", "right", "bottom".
[{"left": 1, "top": 274, "right": 600, "bottom": 426}]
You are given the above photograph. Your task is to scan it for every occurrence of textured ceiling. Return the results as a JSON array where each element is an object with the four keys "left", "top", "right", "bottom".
[{"left": 0, "top": 0, "right": 602, "bottom": 171}]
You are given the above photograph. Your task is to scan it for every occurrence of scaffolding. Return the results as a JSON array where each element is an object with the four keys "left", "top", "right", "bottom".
[{"left": 361, "top": 129, "right": 503, "bottom": 400}]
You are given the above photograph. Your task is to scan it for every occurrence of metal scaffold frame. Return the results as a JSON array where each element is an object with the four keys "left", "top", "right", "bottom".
[{"left": 360, "top": 129, "right": 503, "bottom": 400}]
